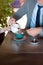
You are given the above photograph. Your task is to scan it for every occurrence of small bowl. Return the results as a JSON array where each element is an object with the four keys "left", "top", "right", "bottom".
[{"left": 15, "top": 32, "right": 24, "bottom": 39}]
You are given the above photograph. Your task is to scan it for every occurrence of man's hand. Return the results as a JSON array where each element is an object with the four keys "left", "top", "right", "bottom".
[
  {"left": 8, "top": 17, "right": 16, "bottom": 26},
  {"left": 0, "top": 26, "right": 11, "bottom": 33},
  {"left": 26, "top": 27, "right": 42, "bottom": 37},
  {"left": 4, "top": 26, "right": 11, "bottom": 32}
]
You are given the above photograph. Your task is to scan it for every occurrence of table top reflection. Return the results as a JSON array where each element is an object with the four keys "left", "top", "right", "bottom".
[{"left": 0, "top": 31, "right": 43, "bottom": 54}]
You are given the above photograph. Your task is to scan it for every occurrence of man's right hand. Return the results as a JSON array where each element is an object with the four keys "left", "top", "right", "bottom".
[{"left": 8, "top": 17, "right": 16, "bottom": 26}]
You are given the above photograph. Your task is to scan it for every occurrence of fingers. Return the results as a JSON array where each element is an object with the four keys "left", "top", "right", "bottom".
[
  {"left": 7, "top": 18, "right": 15, "bottom": 26},
  {"left": 6, "top": 26, "right": 11, "bottom": 31},
  {"left": 4, "top": 26, "right": 11, "bottom": 32},
  {"left": 26, "top": 28, "right": 39, "bottom": 37}
]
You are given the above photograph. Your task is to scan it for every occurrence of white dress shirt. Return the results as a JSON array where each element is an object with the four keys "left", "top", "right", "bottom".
[{"left": 30, "top": 3, "right": 43, "bottom": 28}]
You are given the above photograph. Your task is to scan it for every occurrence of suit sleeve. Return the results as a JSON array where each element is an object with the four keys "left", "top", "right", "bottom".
[{"left": 13, "top": 2, "right": 27, "bottom": 20}]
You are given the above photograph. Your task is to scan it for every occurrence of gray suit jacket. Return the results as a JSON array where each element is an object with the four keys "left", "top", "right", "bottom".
[
  {"left": 13, "top": 0, "right": 37, "bottom": 27},
  {"left": 13, "top": 0, "right": 43, "bottom": 36}
]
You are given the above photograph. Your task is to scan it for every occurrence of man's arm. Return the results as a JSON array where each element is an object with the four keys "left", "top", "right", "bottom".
[
  {"left": 26, "top": 27, "right": 43, "bottom": 37},
  {"left": 8, "top": 0, "right": 27, "bottom": 26},
  {"left": 26, "top": 9, "right": 43, "bottom": 37},
  {"left": 13, "top": 1, "right": 27, "bottom": 20}
]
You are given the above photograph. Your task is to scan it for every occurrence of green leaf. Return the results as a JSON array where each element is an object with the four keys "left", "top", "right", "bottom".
[{"left": 0, "top": 0, "right": 14, "bottom": 27}]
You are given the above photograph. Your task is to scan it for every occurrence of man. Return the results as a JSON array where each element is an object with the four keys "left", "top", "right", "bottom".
[{"left": 8, "top": 0, "right": 43, "bottom": 37}]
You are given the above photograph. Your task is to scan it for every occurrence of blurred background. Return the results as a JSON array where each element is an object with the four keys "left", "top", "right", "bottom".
[{"left": 0, "top": 0, "right": 27, "bottom": 36}]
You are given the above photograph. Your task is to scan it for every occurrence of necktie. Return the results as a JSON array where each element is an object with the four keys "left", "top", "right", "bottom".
[{"left": 36, "top": 5, "right": 43, "bottom": 27}]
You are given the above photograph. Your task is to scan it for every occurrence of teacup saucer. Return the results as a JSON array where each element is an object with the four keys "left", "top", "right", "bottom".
[{"left": 13, "top": 35, "right": 27, "bottom": 42}]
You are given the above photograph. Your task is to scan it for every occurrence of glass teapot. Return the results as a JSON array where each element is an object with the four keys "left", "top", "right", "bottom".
[{"left": 11, "top": 22, "right": 24, "bottom": 39}]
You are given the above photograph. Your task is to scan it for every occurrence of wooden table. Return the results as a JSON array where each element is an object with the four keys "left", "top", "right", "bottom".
[{"left": 0, "top": 32, "right": 43, "bottom": 65}]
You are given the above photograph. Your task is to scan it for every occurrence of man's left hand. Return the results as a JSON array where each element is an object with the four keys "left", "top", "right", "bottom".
[{"left": 26, "top": 27, "right": 42, "bottom": 37}]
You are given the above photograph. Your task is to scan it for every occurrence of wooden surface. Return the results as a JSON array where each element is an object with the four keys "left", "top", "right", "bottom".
[
  {"left": 0, "top": 31, "right": 43, "bottom": 54},
  {"left": 0, "top": 31, "right": 43, "bottom": 65}
]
